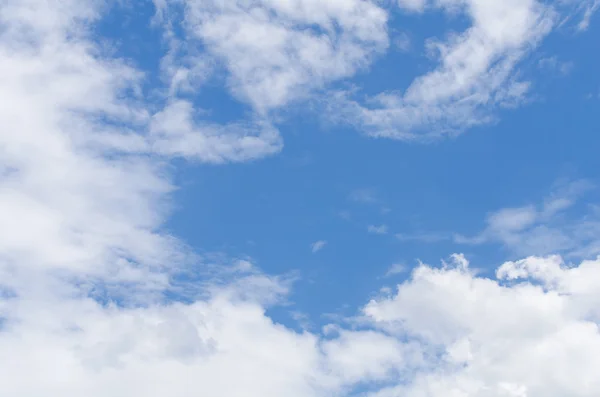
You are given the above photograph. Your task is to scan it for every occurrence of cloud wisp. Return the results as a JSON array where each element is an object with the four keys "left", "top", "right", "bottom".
[
  {"left": 394, "top": 180, "right": 600, "bottom": 259},
  {"left": 455, "top": 180, "right": 600, "bottom": 257},
  {"left": 311, "top": 240, "right": 328, "bottom": 253}
]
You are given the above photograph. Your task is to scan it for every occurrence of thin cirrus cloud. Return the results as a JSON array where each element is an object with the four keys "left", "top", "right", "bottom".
[
  {"left": 385, "top": 263, "right": 407, "bottom": 277},
  {"left": 311, "top": 240, "right": 328, "bottom": 253},
  {"left": 575, "top": 0, "right": 600, "bottom": 31}
]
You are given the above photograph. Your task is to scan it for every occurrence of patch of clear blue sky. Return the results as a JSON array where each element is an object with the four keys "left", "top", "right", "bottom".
[{"left": 97, "top": 1, "right": 600, "bottom": 326}]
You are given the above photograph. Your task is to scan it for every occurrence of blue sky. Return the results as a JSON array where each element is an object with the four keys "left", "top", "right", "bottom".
[
  {"left": 1, "top": 0, "right": 600, "bottom": 396},
  {"left": 161, "top": 2, "right": 600, "bottom": 322}
]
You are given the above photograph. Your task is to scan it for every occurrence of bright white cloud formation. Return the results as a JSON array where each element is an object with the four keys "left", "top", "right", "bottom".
[
  {"left": 0, "top": 0, "right": 282, "bottom": 296},
  {"left": 363, "top": 254, "right": 600, "bottom": 397}
]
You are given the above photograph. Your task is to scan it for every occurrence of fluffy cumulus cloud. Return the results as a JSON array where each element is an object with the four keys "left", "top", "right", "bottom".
[
  {"left": 0, "top": 0, "right": 283, "bottom": 295},
  {"left": 0, "top": 1, "right": 401, "bottom": 395},
  {"left": 0, "top": 275, "right": 419, "bottom": 396},
  {"left": 363, "top": 254, "right": 600, "bottom": 397},
  {"left": 2, "top": 1, "right": 600, "bottom": 396},
  {"left": 170, "top": 0, "right": 389, "bottom": 112}
]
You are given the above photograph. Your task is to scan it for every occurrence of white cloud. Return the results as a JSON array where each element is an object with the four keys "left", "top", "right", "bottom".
[
  {"left": 149, "top": 100, "right": 282, "bottom": 163},
  {"left": 385, "top": 263, "right": 407, "bottom": 277},
  {"left": 394, "top": 180, "right": 600, "bottom": 258},
  {"left": 311, "top": 240, "right": 328, "bottom": 253},
  {"left": 576, "top": 0, "right": 600, "bottom": 31},
  {"left": 456, "top": 180, "right": 600, "bottom": 258},
  {"left": 150, "top": 0, "right": 593, "bottom": 142},
  {"left": 393, "top": 31, "right": 412, "bottom": 52},
  {"left": 368, "top": 224, "right": 389, "bottom": 234},
  {"left": 331, "top": 0, "right": 557, "bottom": 140},
  {"left": 175, "top": 0, "right": 389, "bottom": 112},
  {"left": 487, "top": 206, "right": 539, "bottom": 233},
  {"left": 538, "top": 56, "right": 574, "bottom": 75},
  {"left": 350, "top": 188, "right": 379, "bottom": 204},
  {"left": 397, "top": 0, "right": 427, "bottom": 12},
  {"left": 363, "top": 254, "right": 600, "bottom": 397},
  {"left": 0, "top": 2, "right": 412, "bottom": 395},
  {"left": 4, "top": 2, "right": 600, "bottom": 397},
  {"left": 0, "top": 267, "right": 423, "bottom": 397},
  {"left": 0, "top": 0, "right": 284, "bottom": 295}
]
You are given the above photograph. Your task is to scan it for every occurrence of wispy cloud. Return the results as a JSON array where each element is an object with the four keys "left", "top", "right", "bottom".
[
  {"left": 349, "top": 188, "right": 379, "bottom": 204},
  {"left": 577, "top": 0, "right": 600, "bottom": 31},
  {"left": 311, "top": 240, "right": 328, "bottom": 253},
  {"left": 385, "top": 263, "right": 407, "bottom": 277},
  {"left": 393, "top": 31, "right": 412, "bottom": 52},
  {"left": 329, "top": 0, "right": 557, "bottom": 140},
  {"left": 393, "top": 180, "right": 600, "bottom": 258},
  {"left": 538, "top": 56, "right": 574, "bottom": 75},
  {"left": 456, "top": 180, "right": 599, "bottom": 257},
  {"left": 368, "top": 225, "right": 389, "bottom": 235}
]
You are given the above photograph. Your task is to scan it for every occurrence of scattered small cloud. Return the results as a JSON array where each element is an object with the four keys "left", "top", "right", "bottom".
[
  {"left": 290, "top": 311, "right": 312, "bottom": 331},
  {"left": 311, "top": 240, "right": 327, "bottom": 253},
  {"left": 393, "top": 180, "right": 600, "bottom": 259},
  {"left": 394, "top": 31, "right": 412, "bottom": 52},
  {"left": 455, "top": 180, "right": 599, "bottom": 257},
  {"left": 577, "top": 0, "right": 600, "bottom": 31},
  {"left": 538, "top": 56, "right": 574, "bottom": 75},
  {"left": 349, "top": 188, "right": 379, "bottom": 204},
  {"left": 368, "top": 225, "right": 389, "bottom": 235},
  {"left": 385, "top": 263, "right": 407, "bottom": 277}
]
